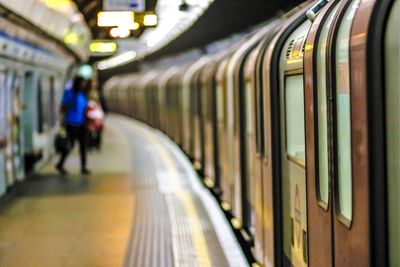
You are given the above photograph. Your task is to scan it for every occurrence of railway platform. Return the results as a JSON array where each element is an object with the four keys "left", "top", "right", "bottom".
[{"left": 0, "top": 115, "right": 248, "bottom": 267}]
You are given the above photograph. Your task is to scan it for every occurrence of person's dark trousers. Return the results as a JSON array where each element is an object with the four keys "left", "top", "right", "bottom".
[{"left": 57, "top": 125, "right": 87, "bottom": 170}]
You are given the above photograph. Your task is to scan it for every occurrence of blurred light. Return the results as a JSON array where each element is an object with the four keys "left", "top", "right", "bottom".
[
  {"left": 97, "top": 11, "right": 134, "bottom": 27},
  {"left": 97, "top": 51, "right": 137, "bottom": 70},
  {"left": 64, "top": 32, "right": 79, "bottom": 44},
  {"left": 110, "top": 27, "right": 130, "bottom": 38},
  {"left": 40, "top": 0, "right": 74, "bottom": 13},
  {"left": 221, "top": 201, "right": 231, "bottom": 211},
  {"left": 78, "top": 64, "right": 93, "bottom": 79},
  {"left": 231, "top": 217, "right": 242, "bottom": 230},
  {"left": 143, "top": 14, "right": 158, "bottom": 26},
  {"left": 128, "top": 22, "right": 140, "bottom": 30},
  {"left": 71, "top": 13, "right": 83, "bottom": 23},
  {"left": 110, "top": 28, "right": 119, "bottom": 38},
  {"left": 90, "top": 41, "right": 117, "bottom": 53}
]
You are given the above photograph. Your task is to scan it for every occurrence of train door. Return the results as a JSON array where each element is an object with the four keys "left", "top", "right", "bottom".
[
  {"left": 215, "top": 59, "right": 231, "bottom": 205},
  {"left": 11, "top": 73, "right": 24, "bottom": 180},
  {"left": 0, "top": 67, "right": 7, "bottom": 195},
  {"left": 5, "top": 71, "right": 15, "bottom": 185},
  {"left": 279, "top": 21, "right": 311, "bottom": 267},
  {"left": 385, "top": 1, "right": 400, "bottom": 265},
  {"left": 201, "top": 60, "right": 221, "bottom": 193},
  {"left": 243, "top": 52, "right": 257, "bottom": 237},
  {"left": 304, "top": 0, "right": 392, "bottom": 265},
  {"left": 21, "top": 72, "right": 35, "bottom": 171},
  {"left": 201, "top": 63, "right": 214, "bottom": 186},
  {"left": 303, "top": 2, "right": 340, "bottom": 266}
]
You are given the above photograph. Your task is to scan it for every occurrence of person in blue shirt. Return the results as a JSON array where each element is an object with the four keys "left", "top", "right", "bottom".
[{"left": 56, "top": 76, "right": 91, "bottom": 175}]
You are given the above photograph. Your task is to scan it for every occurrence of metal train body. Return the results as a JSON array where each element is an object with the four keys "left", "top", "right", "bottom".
[
  {"left": 104, "top": 0, "right": 399, "bottom": 266},
  {"left": 0, "top": 7, "right": 87, "bottom": 197}
]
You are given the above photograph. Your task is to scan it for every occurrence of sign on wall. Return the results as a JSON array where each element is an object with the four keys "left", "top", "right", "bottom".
[{"left": 103, "top": 0, "right": 145, "bottom": 12}]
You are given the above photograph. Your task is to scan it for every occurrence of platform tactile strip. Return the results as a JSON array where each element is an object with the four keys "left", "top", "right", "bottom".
[{"left": 114, "top": 117, "right": 233, "bottom": 267}]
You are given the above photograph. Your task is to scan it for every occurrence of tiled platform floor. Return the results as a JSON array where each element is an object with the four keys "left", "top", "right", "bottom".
[{"left": 0, "top": 115, "right": 247, "bottom": 267}]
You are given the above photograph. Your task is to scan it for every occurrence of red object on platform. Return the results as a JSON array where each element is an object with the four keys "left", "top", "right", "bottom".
[{"left": 86, "top": 100, "right": 104, "bottom": 132}]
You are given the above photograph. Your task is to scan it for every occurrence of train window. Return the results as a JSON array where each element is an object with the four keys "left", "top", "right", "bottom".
[
  {"left": 385, "top": 1, "right": 400, "bottom": 265},
  {"left": 334, "top": 0, "right": 359, "bottom": 224},
  {"left": 216, "top": 82, "right": 224, "bottom": 122},
  {"left": 315, "top": 4, "right": 339, "bottom": 209},
  {"left": 37, "top": 76, "right": 44, "bottom": 133},
  {"left": 0, "top": 70, "right": 6, "bottom": 139},
  {"left": 285, "top": 75, "right": 305, "bottom": 164},
  {"left": 245, "top": 80, "right": 253, "bottom": 134},
  {"left": 40, "top": 77, "right": 51, "bottom": 131}
]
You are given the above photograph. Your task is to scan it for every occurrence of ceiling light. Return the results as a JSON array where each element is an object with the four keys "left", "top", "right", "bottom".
[
  {"left": 143, "top": 14, "right": 158, "bottom": 26},
  {"left": 128, "top": 22, "right": 140, "bottom": 30},
  {"left": 40, "top": 0, "right": 74, "bottom": 13},
  {"left": 90, "top": 41, "right": 118, "bottom": 53},
  {"left": 110, "top": 28, "right": 120, "bottom": 38},
  {"left": 118, "top": 28, "right": 131, "bottom": 38},
  {"left": 110, "top": 27, "right": 131, "bottom": 38},
  {"left": 97, "top": 11, "right": 134, "bottom": 27},
  {"left": 97, "top": 51, "right": 137, "bottom": 70}
]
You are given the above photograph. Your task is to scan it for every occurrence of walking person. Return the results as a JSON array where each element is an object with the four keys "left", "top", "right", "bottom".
[{"left": 56, "top": 76, "right": 91, "bottom": 175}]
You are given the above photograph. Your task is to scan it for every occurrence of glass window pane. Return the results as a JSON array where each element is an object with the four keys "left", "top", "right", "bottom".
[
  {"left": 385, "top": 0, "right": 400, "bottom": 265},
  {"left": 316, "top": 5, "right": 339, "bottom": 207},
  {"left": 0, "top": 71, "right": 6, "bottom": 138},
  {"left": 334, "top": 0, "right": 360, "bottom": 223},
  {"left": 285, "top": 75, "right": 305, "bottom": 162},
  {"left": 216, "top": 82, "right": 224, "bottom": 121}
]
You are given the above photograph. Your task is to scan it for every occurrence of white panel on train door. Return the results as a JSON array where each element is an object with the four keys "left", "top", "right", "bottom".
[
  {"left": 12, "top": 73, "right": 24, "bottom": 181},
  {"left": 0, "top": 68, "right": 7, "bottom": 195},
  {"left": 5, "top": 70, "right": 14, "bottom": 186}
]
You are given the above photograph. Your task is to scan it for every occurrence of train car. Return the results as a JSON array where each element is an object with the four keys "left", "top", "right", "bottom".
[
  {"left": 225, "top": 22, "right": 283, "bottom": 240},
  {"left": 146, "top": 73, "right": 162, "bottom": 128},
  {"left": 302, "top": 0, "right": 398, "bottom": 266},
  {"left": 103, "top": 0, "right": 399, "bottom": 265},
  {"left": 0, "top": 4, "right": 89, "bottom": 197},
  {"left": 181, "top": 58, "right": 208, "bottom": 159},
  {"left": 200, "top": 51, "right": 232, "bottom": 194},
  {"left": 139, "top": 71, "right": 158, "bottom": 125},
  {"left": 166, "top": 70, "right": 184, "bottom": 145}
]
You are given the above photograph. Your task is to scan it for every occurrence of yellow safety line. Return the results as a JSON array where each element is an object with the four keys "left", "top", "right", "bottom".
[{"left": 121, "top": 118, "right": 213, "bottom": 267}]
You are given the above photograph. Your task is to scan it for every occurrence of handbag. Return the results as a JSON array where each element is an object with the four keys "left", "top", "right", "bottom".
[{"left": 54, "top": 127, "right": 72, "bottom": 153}]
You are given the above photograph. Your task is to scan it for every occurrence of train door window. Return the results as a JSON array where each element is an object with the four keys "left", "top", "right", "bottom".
[
  {"left": 315, "top": 4, "right": 340, "bottom": 209},
  {"left": 256, "top": 49, "right": 265, "bottom": 158},
  {"left": 245, "top": 79, "right": 254, "bottom": 135},
  {"left": 385, "top": 1, "right": 400, "bottom": 265},
  {"left": 216, "top": 79, "right": 225, "bottom": 124},
  {"left": 285, "top": 75, "right": 305, "bottom": 164},
  {"left": 37, "top": 76, "right": 44, "bottom": 133},
  {"left": 334, "top": 0, "right": 359, "bottom": 224},
  {"left": 49, "top": 77, "right": 56, "bottom": 127},
  {"left": 0, "top": 69, "right": 6, "bottom": 140}
]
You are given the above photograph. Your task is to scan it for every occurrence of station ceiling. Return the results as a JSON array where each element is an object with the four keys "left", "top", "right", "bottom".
[
  {"left": 73, "top": 0, "right": 158, "bottom": 39},
  {"left": 82, "top": 0, "right": 303, "bottom": 78}
]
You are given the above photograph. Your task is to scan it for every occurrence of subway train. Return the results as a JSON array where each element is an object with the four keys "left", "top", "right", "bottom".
[
  {"left": 0, "top": 3, "right": 90, "bottom": 197},
  {"left": 104, "top": 0, "right": 399, "bottom": 266}
]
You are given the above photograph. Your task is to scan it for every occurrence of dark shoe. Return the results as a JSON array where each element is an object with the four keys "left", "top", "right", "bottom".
[
  {"left": 81, "top": 168, "right": 91, "bottom": 175},
  {"left": 56, "top": 164, "right": 68, "bottom": 176}
]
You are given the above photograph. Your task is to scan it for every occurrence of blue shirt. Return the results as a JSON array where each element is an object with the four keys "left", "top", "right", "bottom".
[{"left": 61, "top": 89, "right": 88, "bottom": 126}]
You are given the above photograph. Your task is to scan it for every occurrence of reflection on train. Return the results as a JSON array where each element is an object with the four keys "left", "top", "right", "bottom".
[
  {"left": 0, "top": 5, "right": 90, "bottom": 196},
  {"left": 104, "top": 0, "right": 399, "bottom": 266}
]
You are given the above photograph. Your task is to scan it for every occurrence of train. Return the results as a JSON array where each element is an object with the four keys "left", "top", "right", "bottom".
[
  {"left": 104, "top": 0, "right": 399, "bottom": 266},
  {"left": 0, "top": 2, "right": 90, "bottom": 197}
]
